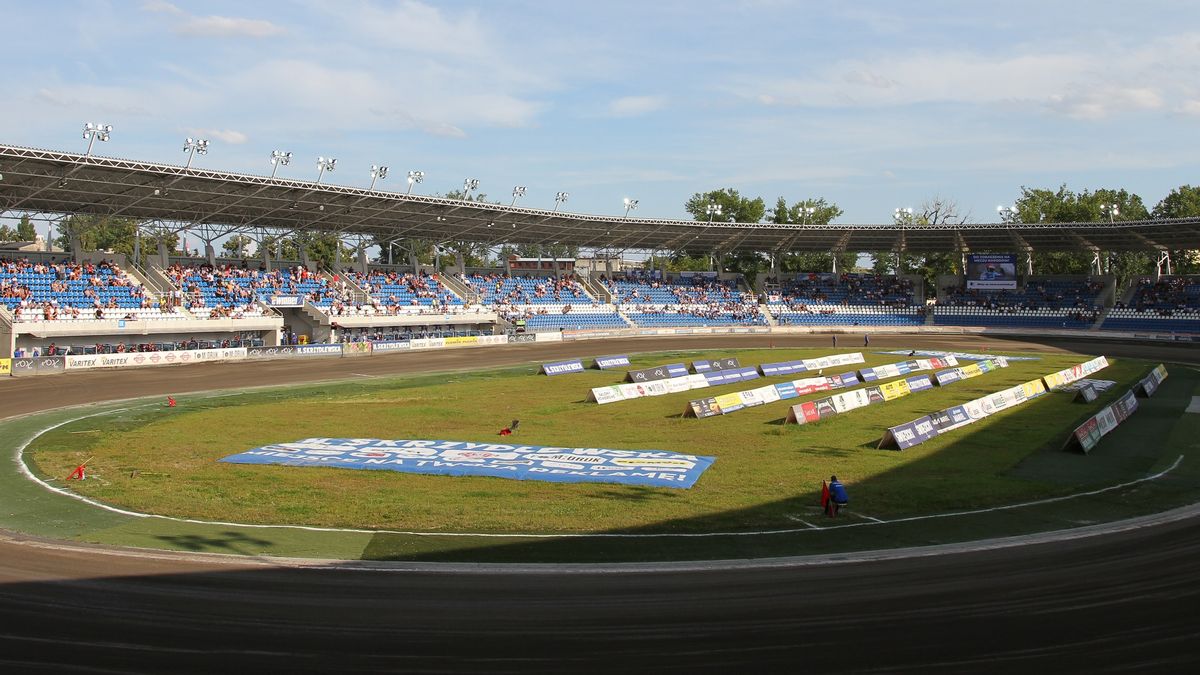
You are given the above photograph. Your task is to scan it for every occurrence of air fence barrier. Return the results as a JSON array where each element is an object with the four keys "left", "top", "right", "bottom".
[
  {"left": 680, "top": 354, "right": 976, "bottom": 420},
  {"left": 1068, "top": 364, "right": 1166, "bottom": 454},
  {"left": 586, "top": 352, "right": 866, "bottom": 407},
  {"left": 879, "top": 356, "right": 1110, "bottom": 451}
]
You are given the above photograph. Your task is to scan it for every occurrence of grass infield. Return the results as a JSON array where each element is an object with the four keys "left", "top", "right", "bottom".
[{"left": 24, "top": 346, "right": 1197, "bottom": 547}]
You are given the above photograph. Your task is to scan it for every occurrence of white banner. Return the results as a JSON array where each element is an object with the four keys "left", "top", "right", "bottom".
[
  {"left": 535, "top": 332, "right": 564, "bottom": 343},
  {"left": 65, "top": 347, "right": 248, "bottom": 371}
]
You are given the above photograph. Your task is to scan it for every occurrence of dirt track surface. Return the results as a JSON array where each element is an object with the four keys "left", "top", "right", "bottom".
[{"left": 2, "top": 333, "right": 1199, "bottom": 673}]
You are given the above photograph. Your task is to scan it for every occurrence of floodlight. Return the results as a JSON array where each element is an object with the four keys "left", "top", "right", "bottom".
[
  {"left": 82, "top": 122, "right": 113, "bottom": 156},
  {"left": 182, "top": 137, "right": 209, "bottom": 168},
  {"left": 316, "top": 156, "right": 337, "bottom": 184},
  {"left": 406, "top": 170, "right": 425, "bottom": 194},
  {"left": 370, "top": 164, "right": 389, "bottom": 190},
  {"left": 270, "top": 150, "right": 292, "bottom": 178},
  {"left": 510, "top": 185, "right": 527, "bottom": 206}
]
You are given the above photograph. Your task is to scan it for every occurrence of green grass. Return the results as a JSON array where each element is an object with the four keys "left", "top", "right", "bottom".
[{"left": 24, "top": 347, "right": 1193, "bottom": 541}]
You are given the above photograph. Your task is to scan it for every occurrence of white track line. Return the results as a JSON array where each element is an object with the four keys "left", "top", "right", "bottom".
[{"left": 11, "top": 402, "right": 1187, "bottom": 539}]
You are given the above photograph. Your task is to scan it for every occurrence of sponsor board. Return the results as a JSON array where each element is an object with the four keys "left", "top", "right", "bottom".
[
  {"left": 714, "top": 392, "right": 745, "bottom": 415},
  {"left": 934, "top": 368, "right": 963, "bottom": 385},
  {"left": 1055, "top": 378, "right": 1117, "bottom": 393},
  {"left": 628, "top": 363, "right": 689, "bottom": 382},
  {"left": 905, "top": 375, "right": 933, "bottom": 392},
  {"left": 541, "top": 359, "right": 585, "bottom": 376},
  {"left": 879, "top": 415, "right": 939, "bottom": 450},
  {"left": 269, "top": 295, "right": 304, "bottom": 306},
  {"left": 691, "top": 357, "right": 740, "bottom": 373},
  {"left": 593, "top": 355, "right": 631, "bottom": 370},
  {"left": 248, "top": 346, "right": 297, "bottom": 358},
  {"left": 511, "top": 333, "right": 537, "bottom": 343},
  {"left": 0, "top": 358, "right": 9, "bottom": 376},
  {"left": 1075, "top": 384, "right": 1099, "bottom": 403},
  {"left": 878, "top": 350, "right": 1034, "bottom": 362},
  {"left": 965, "top": 253, "right": 1018, "bottom": 290},
  {"left": 878, "top": 380, "right": 911, "bottom": 400},
  {"left": 10, "top": 356, "right": 66, "bottom": 377},
  {"left": 344, "top": 342, "right": 373, "bottom": 355},
  {"left": 295, "top": 344, "right": 343, "bottom": 357},
  {"left": 443, "top": 336, "right": 480, "bottom": 346},
  {"left": 64, "top": 348, "right": 248, "bottom": 371},
  {"left": 929, "top": 405, "right": 971, "bottom": 433},
  {"left": 534, "top": 332, "right": 563, "bottom": 343},
  {"left": 370, "top": 341, "right": 412, "bottom": 353},
  {"left": 477, "top": 335, "right": 509, "bottom": 346},
  {"left": 1073, "top": 417, "right": 1102, "bottom": 453},
  {"left": 221, "top": 438, "right": 715, "bottom": 489},
  {"left": 588, "top": 385, "right": 626, "bottom": 404},
  {"left": 687, "top": 397, "right": 722, "bottom": 418}
]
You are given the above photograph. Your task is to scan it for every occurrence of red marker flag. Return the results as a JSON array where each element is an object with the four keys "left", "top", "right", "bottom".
[
  {"left": 67, "top": 464, "right": 86, "bottom": 480},
  {"left": 167, "top": 396, "right": 177, "bottom": 408},
  {"left": 820, "top": 480, "right": 830, "bottom": 509}
]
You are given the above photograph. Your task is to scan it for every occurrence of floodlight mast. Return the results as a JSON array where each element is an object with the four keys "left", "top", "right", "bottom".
[
  {"left": 510, "top": 186, "right": 527, "bottom": 206},
  {"left": 798, "top": 205, "right": 817, "bottom": 225},
  {"left": 370, "top": 164, "right": 389, "bottom": 190},
  {"left": 269, "top": 150, "right": 292, "bottom": 178},
  {"left": 623, "top": 197, "right": 639, "bottom": 218},
  {"left": 406, "top": 170, "right": 424, "bottom": 194},
  {"left": 705, "top": 202, "right": 722, "bottom": 223},
  {"left": 997, "top": 205, "right": 1019, "bottom": 224},
  {"left": 892, "top": 207, "right": 915, "bottom": 224},
  {"left": 1100, "top": 203, "right": 1120, "bottom": 223},
  {"left": 463, "top": 178, "right": 480, "bottom": 200},
  {"left": 553, "top": 192, "right": 569, "bottom": 212},
  {"left": 182, "top": 137, "right": 209, "bottom": 169},
  {"left": 316, "top": 156, "right": 337, "bottom": 184},
  {"left": 82, "top": 122, "right": 112, "bottom": 156}
]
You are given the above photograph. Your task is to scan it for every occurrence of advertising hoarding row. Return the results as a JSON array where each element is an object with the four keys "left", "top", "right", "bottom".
[
  {"left": 1069, "top": 365, "right": 1162, "bottom": 453},
  {"left": 758, "top": 352, "right": 866, "bottom": 377}
]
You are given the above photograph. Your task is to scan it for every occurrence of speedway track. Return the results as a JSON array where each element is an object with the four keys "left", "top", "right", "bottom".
[{"left": 1, "top": 334, "right": 1198, "bottom": 673}]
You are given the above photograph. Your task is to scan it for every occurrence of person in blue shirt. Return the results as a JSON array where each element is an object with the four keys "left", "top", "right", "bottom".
[{"left": 827, "top": 475, "right": 849, "bottom": 517}]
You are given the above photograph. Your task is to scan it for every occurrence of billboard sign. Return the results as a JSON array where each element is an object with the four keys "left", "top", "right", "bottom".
[{"left": 966, "top": 253, "right": 1018, "bottom": 289}]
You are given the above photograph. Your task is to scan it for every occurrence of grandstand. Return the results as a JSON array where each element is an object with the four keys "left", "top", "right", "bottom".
[{"left": 2, "top": 140, "right": 1200, "bottom": 362}]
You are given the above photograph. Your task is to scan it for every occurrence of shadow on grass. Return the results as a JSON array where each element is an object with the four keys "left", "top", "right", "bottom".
[
  {"left": 155, "top": 530, "right": 274, "bottom": 555},
  {"left": 358, "top": 360, "right": 1199, "bottom": 563},
  {"left": 590, "top": 487, "right": 681, "bottom": 503}
]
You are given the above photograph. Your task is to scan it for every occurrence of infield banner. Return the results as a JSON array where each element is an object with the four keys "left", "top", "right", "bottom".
[
  {"left": 541, "top": 359, "right": 585, "bottom": 376},
  {"left": 220, "top": 438, "right": 715, "bottom": 489},
  {"left": 593, "top": 355, "right": 631, "bottom": 370}
]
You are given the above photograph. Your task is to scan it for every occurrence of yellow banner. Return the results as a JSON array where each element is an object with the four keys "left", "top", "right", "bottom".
[
  {"left": 444, "top": 336, "right": 480, "bottom": 346},
  {"left": 1042, "top": 372, "right": 1063, "bottom": 389},
  {"left": 0, "top": 358, "right": 9, "bottom": 376},
  {"left": 959, "top": 363, "right": 983, "bottom": 378},
  {"left": 1022, "top": 379, "right": 1047, "bottom": 398},
  {"left": 879, "top": 380, "right": 911, "bottom": 401},
  {"left": 714, "top": 393, "right": 743, "bottom": 410}
]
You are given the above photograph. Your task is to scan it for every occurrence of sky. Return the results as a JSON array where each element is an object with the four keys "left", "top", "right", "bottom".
[{"left": 2, "top": 0, "right": 1199, "bottom": 225}]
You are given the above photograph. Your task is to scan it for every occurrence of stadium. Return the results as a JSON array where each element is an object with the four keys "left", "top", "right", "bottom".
[{"left": 3, "top": 3, "right": 1200, "bottom": 673}]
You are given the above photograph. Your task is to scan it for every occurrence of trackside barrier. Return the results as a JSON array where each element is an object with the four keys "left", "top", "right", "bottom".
[
  {"left": 588, "top": 366, "right": 763, "bottom": 406},
  {"left": 541, "top": 359, "right": 585, "bottom": 375},
  {"left": 782, "top": 358, "right": 1006, "bottom": 426},
  {"left": 247, "top": 346, "right": 297, "bottom": 359},
  {"left": 879, "top": 356, "right": 1109, "bottom": 451},
  {"left": 758, "top": 352, "right": 866, "bottom": 377},
  {"left": 626, "top": 363, "right": 689, "bottom": 382},
  {"left": 0, "top": 358, "right": 9, "bottom": 376},
  {"left": 294, "top": 344, "right": 343, "bottom": 357},
  {"left": 63, "top": 348, "right": 249, "bottom": 371},
  {"left": 592, "top": 355, "right": 631, "bottom": 369},
  {"left": 1068, "top": 364, "right": 1165, "bottom": 453},
  {"left": 10, "top": 356, "right": 66, "bottom": 377},
  {"left": 692, "top": 357, "right": 740, "bottom": 373}
]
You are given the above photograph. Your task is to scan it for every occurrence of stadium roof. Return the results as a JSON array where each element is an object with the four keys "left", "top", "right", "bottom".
[{"left": 2, "top": 142, "right": 1199, "bottom": 254}]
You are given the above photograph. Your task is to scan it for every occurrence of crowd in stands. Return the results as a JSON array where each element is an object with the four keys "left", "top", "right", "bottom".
[
  {"left": 1116, "top": 277, "right": 1200, "bottom": 316},
  {"left": 351, "top": 271, "right": 463, "bottom": 308},
  {"left": 2, "top": 257, "right": 167, "bottom": 321},
  {"left": 163, "top": 263, "right": 342, "bottom": 316},
  {"left": 462, "top": 273, "right": 592, "bottom": 305},
  {"left": 937, "top": 279, "right": 1103, "bottom": 311},
  {"left": 776, "top": 273, "right": 916, "bottom": 308}
]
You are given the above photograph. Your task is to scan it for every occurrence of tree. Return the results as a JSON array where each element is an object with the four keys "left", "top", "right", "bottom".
[
  {"left": 222, "top": 234, "right": 255, "bottom": 258},
  {"left": 0, "top": 224, "right": 18, "bottom": 243},
  {"left": 16, "top": 215, "right": 36, "bottom": 241},
  {"left": 55, "top": 214, "right": 138, "bottom": 257},
  {"left": 684, "top": 188, "right": 766, "bottom": 224},
  {"left": 1014, "top": 185, "right": 1154, "bottom": 286},
  {"left": 1152, "top": 185, "right": 1200, "bottom": 274}
]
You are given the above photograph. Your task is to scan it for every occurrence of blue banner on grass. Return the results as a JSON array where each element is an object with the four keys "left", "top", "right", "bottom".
[
  {"left": 220, "top": 438, "right": 715, "bottom": 489},
  {"left": 542, "top": 359, "right": 585, "bottom": 375}
]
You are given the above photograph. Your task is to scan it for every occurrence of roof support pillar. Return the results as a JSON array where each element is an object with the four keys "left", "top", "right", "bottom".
[
  {"left": 357, "top": 245, "right": 368, "bottom": 275},
  {"left": 1026, "top": 252, "right": 1033, "bottom": 276},
  {"left": 204, "top": 242, "right": 216, "bottom": 267},
  {"left": 1156, "top": 251, "right": 1172, "bottom": 279}
]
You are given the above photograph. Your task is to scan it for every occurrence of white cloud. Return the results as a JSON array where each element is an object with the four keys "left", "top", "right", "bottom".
[
  {"left": 1177, "top": 100, "right": 1200, "bottom": 116},
  {"left": 186, "top": 129, "right": 249, "bottom": 144},
  {"left": 141, "top": 1, "right": 284, "bottom": 39},
  {"left": 736, "top": 33, "right": 1200, "bottom": 120},
  {"left": 607, "top": 95, "right": 667, "bottom": 117}
]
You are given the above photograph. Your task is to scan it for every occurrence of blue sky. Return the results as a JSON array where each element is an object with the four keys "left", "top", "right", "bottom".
[{"left": 3, "top": 0, "right": 1199, "bottom": 224}]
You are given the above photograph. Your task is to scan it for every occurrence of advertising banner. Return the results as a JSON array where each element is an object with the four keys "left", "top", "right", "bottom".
[
  {"left": 627, "top": 363, "right": 689, "bottom": 383},
  {"left": 879, "top": 415, "right": 939, "bottom": 450},
  {"left": 687, "top": 398, "right": 722, "bottom": 418},
  {"left": 814, "top": 397, "right": 838, "bottom": 419},
  {"left": 248, "top": 345, "right": 297, "bottom": 358},
  {"left": 593, "top": 355, "right": 631, "bottom": 370},
  {"left": 371, "top": 340, "right": 412, "bottom": 353},
  {"left": 344, "top": 342, "right": 373, "bottom": 355},
  {"left": 1073, "top": 417, "right": 1102, "bottom": 453},
  {"left": 295, "top": 344, "right": 343, "bottom": 357},
  {"left": 713, "top": 392, "right": 745, "bottom": 415},
  {"left": 541, "top": 359, "right": 585, "bottom": 376},
  {"left": 221, "top": 438, "right": 715, "bottom": 489},
  {"left": 1075, "top": 384, "right": 1099, "bottom": 403},
  {"left": 934, "top": 368, "right": 962, "bottom": 386},
  {"left": 589, "top": 385, "right": 626, "bottom": 404},
  {"left": 534, "top": 332, "right": 564, "bottom": 343},
  {"left": 905, "top": 375, "right": 934, "bottom": 392},
  {"left": 1113, "top": 390, "right": 1139, "bottom": 421},
  {"left": 268, "top": 295, "right": 304, "bottom": 306},
  {"left": 965, "top": 253, "right": 1018, "bottom": 289},
  {"left": 0, "top": 358, "right": 9, "bottom": 376},
  {"left": 511, "top": 333, "right": 537, "bottom": 343},
  {"left": 692, "top": 357, "right": 740, "bottom": 373},
  {"left": 929, "top": 405, "right": 972, "bottom": 433},
  {"left": 64, "top": 348, "right": 247, "bottom": 371},
  {"left": 879, "top": 380, "right": 911, "bottom": 400},
  {"left": 443, "top": 336, "right": 480, "bottom": 346},
  {"left": 478, "top": 335, "right": 509, "bottom": 346}
]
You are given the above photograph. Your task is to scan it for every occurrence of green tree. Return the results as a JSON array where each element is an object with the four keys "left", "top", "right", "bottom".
[
  {"left": 684, "top": 188, "right": 766, "bottom": 224},
  {"left": 16, "top": 215, "right": 36, "bottom": 241},
  {"left": 1152, "top": 185, "right": 1200, "bottom": 274},
  {"left": 0, "top": 224, "right": 18, "bottom": 243},
  {"left": 222, "top": 234, "right": 254, "bottom": 258},
  {"left": 56, "top": 215, "right": 138, "bottom": 256}
]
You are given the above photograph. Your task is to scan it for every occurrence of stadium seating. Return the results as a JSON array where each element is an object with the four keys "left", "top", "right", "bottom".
[
  {"left": 501, "top": 304, "right": 630, "bottom": 332},
  {"left": 462, "top": 274, "right": 593, "bottom": 305},
  {"left": 351, "top": 271, "right": 464, "bottom": 307},
  {"left": 932, "top": 307, "right": 1097, "bottom": 329},
  {"left": 162, "top": 264, "right": 337, "bottom": 315},
  {"left": 1, "top": 257, "right": 179, "bottom": 321},
  {"left": 776, "top": 273, "right": 916, "bottom": 306},
  {"left": 771, "top": 305, "right": 925, "bottom": 327}
]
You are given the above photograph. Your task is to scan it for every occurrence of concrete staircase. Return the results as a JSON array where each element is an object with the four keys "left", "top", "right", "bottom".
[{"left": 439, "top": 274, "right": 478, "bottom": 304}]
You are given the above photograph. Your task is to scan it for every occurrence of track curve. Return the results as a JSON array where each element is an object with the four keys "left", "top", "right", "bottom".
[{"left": 2, "top": 334, "right": 1198, "bottom": 672}]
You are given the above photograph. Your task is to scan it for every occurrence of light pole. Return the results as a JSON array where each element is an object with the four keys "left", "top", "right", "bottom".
[
  {"left": 462, "top": 178, "right": 480, "bottom": 200},
  {"left": 406, "top": 170, "right": 424, "bottom": 194},
  {"left": 316, "top": 156, "right": 337, "bottom": 184},
  {"left": 182, "top": 137, "right": 208, "bottom": 168},
  {"left": 996, "top": 204, "right": 1018, "bottom": 223},
  {"left": 82, "top": 122, "right": 112, "bottom": 156},
  {"left": 798, "top": 205, "right": 816, "bottom": 224},
  {"left": 269, "top": 150, "right": 291, "bottom": 178},
  {"left": 623, "top": 197, "right": 638, "bottom": 218},
  {"left": 510, "top": 186, "right": 527, "bottom": 206},
  {"left": 705, "top": 202, "right": 722, "bottom": 223},
  {"left": 1100, "top": 203, "right": 1119, "bottom": 222},
  {"left": 892, "top": 207, "right": 914, "bottom": 225},
  {"left": 370, "top": 165, "right": 389, "bottom": 190},
  {"left": 553, "top": 191, "right": 569, "bottom": 212}
]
